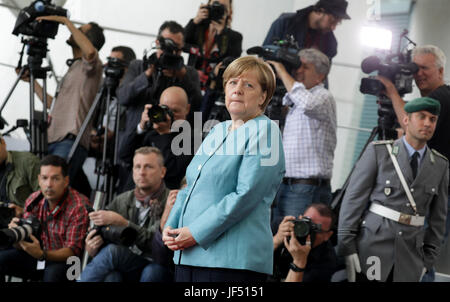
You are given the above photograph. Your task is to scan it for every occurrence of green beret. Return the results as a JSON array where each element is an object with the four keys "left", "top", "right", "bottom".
[{"left": 404, "top": 97, "right": 441, "bottom": 115}]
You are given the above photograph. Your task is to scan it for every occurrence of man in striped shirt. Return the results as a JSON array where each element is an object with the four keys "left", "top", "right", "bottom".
[
  {"left": 268, "top": 48, "right": 337, "bottom": 231},
  {"left": 0, "top": 155, "right": 90, "bottom": 282}
]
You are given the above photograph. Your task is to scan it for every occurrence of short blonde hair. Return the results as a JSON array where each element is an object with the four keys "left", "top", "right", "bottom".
[
  {"left": 134, "top": 146, "right": 164, "bottom": 167},
  {"left": 223, "top": 56, "right": 276, "bottom": 110}
]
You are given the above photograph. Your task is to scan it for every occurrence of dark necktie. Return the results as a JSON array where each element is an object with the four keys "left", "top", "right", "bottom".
[{"left": 410, "top": 152, "right": 420, "bottom": 179}]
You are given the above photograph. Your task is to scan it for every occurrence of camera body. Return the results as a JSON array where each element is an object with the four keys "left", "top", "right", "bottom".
[
  {"left": 0, "top": 216, "right": 41, "bottom": 248},
  {"left": 92, "top": 224, "right": 137, "bottom": 247},
  {"left": 247, "top": 35, "right": 302, "bottom": 73},
  {"left": 13, "top": 0, "right": 68, "bottom": 39},
  {"left": 206, "top": 1, "right": 226, "bottom": 23},
  {"left": 291, "top": 217, "right": 322, "bottom": 245},
  {"left": 360, "top": 53, "right": 418, "bottom": 97},
  {"left": 148, "top": 104, "right": 175, "bottom": 125},
  {"left": 144, "top": 37, "right": 184, "bottom": 72}
]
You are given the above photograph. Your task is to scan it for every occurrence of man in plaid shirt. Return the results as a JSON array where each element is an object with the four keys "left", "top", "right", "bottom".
[
  {"left": 0, "top": 155, "right": 90, "bottom": 282},
  {"left": 268, "top": 48, "right": 337, "bottom": 232}
]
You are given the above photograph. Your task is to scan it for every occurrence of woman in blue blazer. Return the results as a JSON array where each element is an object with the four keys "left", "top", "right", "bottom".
[{"left": 163, "top": 56, "right": 285, "bottom": 282}]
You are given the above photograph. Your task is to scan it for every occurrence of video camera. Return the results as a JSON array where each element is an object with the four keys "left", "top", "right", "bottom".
[
  {"left": 247, "top": 35, "right": 302, "bottom": 72},
  {"left": 104, "top": 57, "right": 127, "bottom": 81},
  {"left": 144, "top": 37, "right": 184, "bottom": 71},
  {"left": 0, "top": 216, "right": 41, "bottom": 248},
  {"left": 86, "top": 206, "right": 137, "bottom": 247},
  {"left": 291, "top": 216, "right": 322, "bottom": 245},
  {"left": 148, "top": 104, "right": 174, "bottom": 125},
  {"left": 12, "top": 0, "right": 68, "bottom": 40}
]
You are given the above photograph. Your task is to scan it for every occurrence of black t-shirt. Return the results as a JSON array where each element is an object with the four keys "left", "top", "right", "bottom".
[{"left": 428, "top": 85, "right": 450, "bottom": 164}]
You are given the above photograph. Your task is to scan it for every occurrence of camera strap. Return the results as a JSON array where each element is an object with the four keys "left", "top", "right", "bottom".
[{"left": 385, "top": 143, "right": 418, "bottom": 215}]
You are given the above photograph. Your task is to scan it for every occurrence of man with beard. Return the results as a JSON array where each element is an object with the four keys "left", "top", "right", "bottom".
[{"left": 263, "top": 0, "right": 351, "bottom": 61}]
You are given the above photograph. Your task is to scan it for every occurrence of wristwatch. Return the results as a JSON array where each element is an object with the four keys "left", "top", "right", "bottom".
[
  {"left": 289, "top": 262, "right": 306, "bottom": 272},
  {"left": 38, "top": 249, "right": 47, "bottom": 261}
]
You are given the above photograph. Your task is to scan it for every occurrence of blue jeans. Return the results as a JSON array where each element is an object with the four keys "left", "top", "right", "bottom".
[
  {"left": 48, "top": 138, "right": 88, "bottom": 185},
  {"left": 0, "top": 248, "right": 70, "bottom": 282},
  {"left": 271, "top": 182, "right": 332, "bottom": 232},
  {"left": 79, "top": 244, "right": 171, "bottom": 282}
]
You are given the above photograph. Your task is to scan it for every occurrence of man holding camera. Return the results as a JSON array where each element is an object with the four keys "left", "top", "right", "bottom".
[
  {"left": 118, "top": 86, "right": 193, "bottom": 192},
  {"left": 268, "top": 48, "right": 337, "bottom": 231},
  {"left": 80, "top": 147, "right": 173, "bottom": 282},
  {"left": 273, "top": 203, "right": 337, "bottom": 282},
  {"left": 0, "top": 133, "right": 40, "bottom": 225},
  {"left": 263, "top": 0, "right": 350, "bottom": 61},
  {"left": 0, "top": 155, "right": 90, "bottom": 282},
  {"left": 338, "top": 97, "right": 448, "bottom": 282},
  {"left": 117, "top": 21, "right": 202, "bottom": 153}
]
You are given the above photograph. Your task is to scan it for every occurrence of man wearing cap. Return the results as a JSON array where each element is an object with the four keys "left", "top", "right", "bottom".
[
  {"left": 337, "top": 97, "right": 448, "bottom": 282},
  {"left": 263, "top": 0, "right": 351, "bottom": 61}
]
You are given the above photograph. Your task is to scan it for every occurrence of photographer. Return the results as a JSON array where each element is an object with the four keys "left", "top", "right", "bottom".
[
  {"left": 273, "top": 203, "right": 337, "bottom": 282},
  {"left": 118, "top": 86, "right": 193, "bottom": 191},
  {"left": 263, "top": 0, "right": 350, "bottom": 61},
  {"left": 117, "top": 21, "right": 202, "bottom": 149},
  {"left": 0, "top": 133, "right": 40, "bottom": 225},
  {"left": 268, "top": 48, "right": 336, "bottom": 230},
  {"left": 0, "top": 155, "right": 90, "bottom": 282},
  {"left": 80, "top": 147, "right": 173, "bottom": 282},
  {"left": 17, "top": 16, "right": 105, "bottom": 189},
  {"left": 184, "top": 0, "right": 242, "bottom": 91}
]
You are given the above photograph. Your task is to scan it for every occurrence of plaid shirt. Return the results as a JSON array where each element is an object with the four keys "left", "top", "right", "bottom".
[
  {"left": 23, "top": 188, "right": 90, "bottom": 257},
  {"left": 282, "top": 82, "right": 337, "bottom": 179}
]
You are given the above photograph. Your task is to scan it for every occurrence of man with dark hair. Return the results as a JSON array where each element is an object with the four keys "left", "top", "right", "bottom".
[
  {"left": 273, "top": 203, "right": 338, "bottom": 282},
  {"left": 263, "top": 0, "right": 351, "bottom": 61},
  {"left": 111, "top": 46, "right": 137, "bottom": 67},
  {"left": 0, "top": 133, "right": 40, "bottom": 224},
  {"left": 17, "top": 16, "right": 105, "bottom": 189},
  {"left": 117, "top": 20, "right": 202, "bottom": 156},
  {"left": 0, "top": 155, "right": 90, "bottom": 282}
]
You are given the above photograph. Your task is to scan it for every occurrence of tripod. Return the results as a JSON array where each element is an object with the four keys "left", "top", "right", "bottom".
[{"left": 0, "top": 37, "right": 50, "bottom": 158}]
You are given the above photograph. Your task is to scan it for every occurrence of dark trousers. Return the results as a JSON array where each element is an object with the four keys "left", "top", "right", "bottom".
[
  {"left": 0, "top": 248, "right": 70, "bottom": 282},
  {"left": 175, "top": 265, "right": 267, "bottom": 282}
]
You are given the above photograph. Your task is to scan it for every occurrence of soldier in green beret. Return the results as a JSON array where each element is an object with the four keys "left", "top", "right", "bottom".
[{"left": 337, "top": 96, "right": 448, "bottom": 282}]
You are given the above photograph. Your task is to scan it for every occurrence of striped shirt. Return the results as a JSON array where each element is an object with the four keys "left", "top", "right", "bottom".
[
  {"left": 23, "top": 188, "right": 90, "bottom": 257},
  {"left": 282, "top": 82, "right": 337, "bottom": 179}
]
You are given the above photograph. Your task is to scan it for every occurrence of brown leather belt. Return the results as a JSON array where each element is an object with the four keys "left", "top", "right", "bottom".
[{"left": 282, "top": 177, "right": 330, "bottom": 186}]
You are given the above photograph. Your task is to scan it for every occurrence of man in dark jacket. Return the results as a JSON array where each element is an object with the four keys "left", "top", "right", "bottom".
[
  {"left": 80, "top": 147, "right": 173, "bottom": 282},
  {"left": 263, "top": 0, "right": 351, "bottom": 61}
]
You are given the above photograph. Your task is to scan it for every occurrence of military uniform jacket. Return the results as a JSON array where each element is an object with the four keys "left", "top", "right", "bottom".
[{"left": 338, "top": 139, "right": 448, "bottom": 282}]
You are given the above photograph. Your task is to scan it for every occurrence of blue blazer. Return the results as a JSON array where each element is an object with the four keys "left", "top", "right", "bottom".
[{"left": 165, "top": 115, "right": 285, "bottom": 274}]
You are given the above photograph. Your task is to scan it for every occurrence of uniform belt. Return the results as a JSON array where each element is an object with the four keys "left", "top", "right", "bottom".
[
  {"left": 282, "top": 177, "right": 330, "bottom": 186},
  {"left": 369, "top": 203, "right": 425, "bottom": 227}
]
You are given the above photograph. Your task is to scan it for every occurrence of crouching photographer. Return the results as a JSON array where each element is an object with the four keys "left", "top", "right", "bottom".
[
  {"left": 80, "top": 147, "right": 173, "bottom": 282},
  {"left": 273, "top": 203, "right": 338, "bottom": 282},
  {"left": 0, "top": 155, "right": 90, "bottom": 282}
]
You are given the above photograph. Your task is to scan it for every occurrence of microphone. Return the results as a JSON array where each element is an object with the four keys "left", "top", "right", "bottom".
[
  {"left": 361, "top": 56, "right": 381, "bottom": 74},
  {"left": 246, "top": 46, "right": 264, "bottom": 56}
]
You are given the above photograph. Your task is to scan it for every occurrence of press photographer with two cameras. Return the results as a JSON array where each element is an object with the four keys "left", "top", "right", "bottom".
[
  {"left": 117, "top": 21, "right": 202, "bottom": 155},
  {"left": 0, "top": 155, "right": 90, "bottom": 282},
  {"left": 119, "top": 86, "right": 193, "bottom": 191},
  {"left": 273, "top": 203, "right": 337, "bottom": 282},
  {"left": 80, "top": 147, "right": 173, "bottom": 282},
  {"left": 184, "top": 0, "right": 242, "bottom": 91},
  {"left": 267, "top": 48, "right": 337, "bottom": 232}
]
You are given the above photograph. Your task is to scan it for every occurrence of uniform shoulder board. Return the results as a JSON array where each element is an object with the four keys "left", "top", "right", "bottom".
[
  {"left": 372, "top": 140, "right": 394, "bottom": 145},
  {"left": 431, "top": 149, "right": 449, "bottom": 161}
]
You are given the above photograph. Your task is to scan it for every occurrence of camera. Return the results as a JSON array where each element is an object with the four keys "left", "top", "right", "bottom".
[
  {"left": 148, "top": 105, "right": 174, "bottom": 124},
  {"left": 291, "top": 217, "right": 322, "bottom": 245},
  {"left": 144, "top": 37, "right": 184, "bottom": 71},
  {"left": 104, "top": 57, "right": 127, "bottom": 81},
  {"left": 92, "top": 225, "right": 137, "bottom": 247},
  {"left": 0, "top": 216, "right": 41, "bottom": 248},
  {"left": 205, "top": 1, "right": 226, "bottom": 23},
  {"left": 360, "top": 54, "right": 418, "bottom": 96},
  {"left": 247, "top": 35, "right": 302, "bottom": 72},
  {"left": 12, "top": 0, "right": 68, "bottom": 39}
]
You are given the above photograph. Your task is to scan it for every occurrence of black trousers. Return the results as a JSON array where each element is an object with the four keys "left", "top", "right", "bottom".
[{"left": 175, "top": 265, "right": 268, "bottom": 282}]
